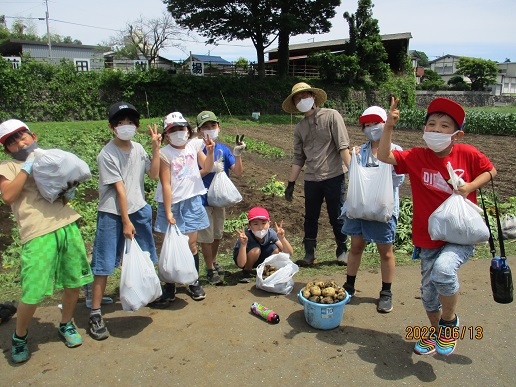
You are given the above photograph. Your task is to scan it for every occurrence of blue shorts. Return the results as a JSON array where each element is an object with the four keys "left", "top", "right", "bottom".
[
  {"left": 232, "top": 241, "right": 279, "bottom": 268},
  {"left": 90, "top": 204, "right": 158, "bottom": 275},
  {"left": 341, "top": 215, "right": 397, "bottom": 244},
  {"left": 419, "top": 243, "right": 474, "bottom": 312},
  {"left": 154, "top": 195, "right": 209, "bottom": 234}
]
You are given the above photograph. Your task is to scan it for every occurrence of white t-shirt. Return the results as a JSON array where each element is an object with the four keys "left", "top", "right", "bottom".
[
  {"left": 154, "top": 141, "right": 206, "bottom": 204},
  {"left": 97, "top": 140, "right": 151, "bottom": 215}
]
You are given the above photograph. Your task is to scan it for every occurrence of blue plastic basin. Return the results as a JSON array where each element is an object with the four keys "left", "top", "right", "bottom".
[{"left": 298, "top": 289, "right": 351, "bottom": 330}]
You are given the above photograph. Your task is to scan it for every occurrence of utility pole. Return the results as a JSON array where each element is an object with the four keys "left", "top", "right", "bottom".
[{"left": 45, "top": 0, "right": 52, "bottom": 59}]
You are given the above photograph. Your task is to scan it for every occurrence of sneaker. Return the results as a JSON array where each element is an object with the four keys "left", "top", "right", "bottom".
[
  {"left": 414, "top": 334, "right": 437, "bottom": 355},
  {"left": 239, "top": 269, "right": 252, "bottom": 283},
  {"left": 188, "top": 280, "right": 206, "bottom": 301},
  {"left": 88, "top": 314, "right": 110, "bottom": 341},
  {"left": 213, "top": 261, "right": 225, "bottom": 276},
  {"left": 377, "top": 290, "right": 393, "bottom": 313},
  {"left": 147, "top": 296, "right": 170, "bottom": 309},
  {"left": 83, "top": 283, "right": 114, "bottom": 309},
  {"left": 11, "top": 334, "right": 30, "bottom": 363},
  {"left": 343, "top": 283, "right": 356, "bottom": 297},
  {"left": 58, "top": 321, "right": 83, "bottom": 348},
  {"left": 436, "top": 315, "right": 459, "bottom": 356},
  {"left": 336, "top": 244, "right": 348, "bottom": 266},
  {"left": 207, "top": 269, "right": 223, "bottom": 284}
]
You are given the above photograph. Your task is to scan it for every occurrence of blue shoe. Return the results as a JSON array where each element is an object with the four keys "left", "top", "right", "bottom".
[
  {"left": 58, "top": 321, "right": 83, "bottom": 348},
  {"left": 11, "top": 333, "right": 30, "bottom": 363},
  {"left": 436, "top": 315, "right": 459, "bottom": 356},
  {"left": 414, "top": 334, "right": 437, "bottom": 355}
]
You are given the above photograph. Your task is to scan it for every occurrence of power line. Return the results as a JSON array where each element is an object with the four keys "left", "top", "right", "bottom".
[{"left": 48, "top": 18, "right": 120, "bottom": 32}]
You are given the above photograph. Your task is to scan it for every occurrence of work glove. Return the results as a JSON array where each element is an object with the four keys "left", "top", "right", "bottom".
[
  {"left": 21, "top": 152, "right": 36, "bottom": 175},
  {"left": 64, "top": 187, "right": 77, "bottom": 201},
  {"left": 212, "top": 159, "right": 224, "bottom": 173},
  {"left": 233, "top": 134, "right": 246, "bottom": 157},
  {"left": 285, "top": 181, "right": 295, "bottom": 202}
]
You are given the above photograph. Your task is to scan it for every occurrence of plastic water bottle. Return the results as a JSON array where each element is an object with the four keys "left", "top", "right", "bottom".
[
  {"left": 490, "top": 257, "right": 513, "bottom": 304},
  {"left": 250, "top": 302, "right": 280, "bottom": 324}
]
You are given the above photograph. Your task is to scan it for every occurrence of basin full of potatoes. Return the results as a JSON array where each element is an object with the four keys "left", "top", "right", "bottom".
[{"left": 301, "top": 280, "right": 348, "bottom": 304}]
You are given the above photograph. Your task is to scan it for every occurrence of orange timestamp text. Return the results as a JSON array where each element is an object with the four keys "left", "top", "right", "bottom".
[{"left": 405, "top": 325, "right": 483, "bottom": 340}]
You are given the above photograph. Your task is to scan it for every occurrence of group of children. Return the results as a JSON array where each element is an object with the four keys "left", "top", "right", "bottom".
[{"left": 0, "top": 92, "right": 496, "bottom": 363}]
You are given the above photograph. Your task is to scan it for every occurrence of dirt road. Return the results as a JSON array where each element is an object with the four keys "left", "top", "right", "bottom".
[{"left": 1, "top": 258, "right": 515, "bottom": 386}]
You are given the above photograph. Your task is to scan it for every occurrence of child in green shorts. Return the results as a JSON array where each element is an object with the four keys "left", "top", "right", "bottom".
[{"left": 0, "top": 119, "right": 93, "bottom": 364}]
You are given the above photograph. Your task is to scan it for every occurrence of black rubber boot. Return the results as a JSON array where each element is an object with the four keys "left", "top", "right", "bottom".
[{"left": 296, "top": 238, "right": 318, "bottom": 267}]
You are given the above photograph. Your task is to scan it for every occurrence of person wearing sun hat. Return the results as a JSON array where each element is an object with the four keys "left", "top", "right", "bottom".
[
  {"left": 282, "top": 82, "right": 351, "bottom": 267},
  {"left": 341, "top": 105, "right": 406, "bottom": 314},
  {"left": 378, "top": 96, "right": 497, "bottom": 356},
  {"left": 0, "top": 118, "right": 94, "bottom": 363},
  {"left": 233, "top": 207, "right": 294, "bottom": 283}
]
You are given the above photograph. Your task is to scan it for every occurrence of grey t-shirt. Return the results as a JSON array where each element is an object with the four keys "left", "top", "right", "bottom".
[{"left": 97, "top": 140, "right": 151, "bottom": 215}]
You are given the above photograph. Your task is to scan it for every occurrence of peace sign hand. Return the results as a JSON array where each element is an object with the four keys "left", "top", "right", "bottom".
[
  {"left": 275, "top": 220, "right": 286, "bottom": 239},
  {"left": 203, "top": 134, "right": 215, "bottom": 153},
  {"left": 234, "top": 134, "right": 246, "bottom": 157},
  {"left": 386, "top": 96, "right": 400, "bottom": 128},
  {"left": 147, "top": 123, "right": 162, "bottom": 150},
  {"left": 234, "top": 226, "right": 248, "bottom": 245}
]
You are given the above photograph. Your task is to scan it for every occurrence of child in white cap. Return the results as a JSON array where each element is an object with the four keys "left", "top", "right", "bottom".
[
  {"left": 341, "top": 106, "right": 405, "bottom": 314},
  {"left": 0, "top": 119, "right": 92, "bottom": 363}
]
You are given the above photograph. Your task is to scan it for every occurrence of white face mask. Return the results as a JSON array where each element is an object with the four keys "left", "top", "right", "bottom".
[
  {"left": 252, "top": 229, "right": 268, "bottom": 239},
  {"left": 296, "top": 97, "right": 315, "bottom": 113},
  {"left": 364, "top": 124, "right": 384, "bottom": 141},
  {"left": 116, "top": 125, "right": 137, "bottom": 141},
  {"left": 168, "top": 131, "right": 189, "bottom": 147},
  {"left": 423, "top": 131, "right": 459, "bottom": 153},
  {"left": 203, "top": 129, "right": 219, "bottom": 140}
]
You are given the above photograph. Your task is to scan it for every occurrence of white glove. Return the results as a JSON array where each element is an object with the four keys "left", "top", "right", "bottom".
[
  {"left": 212, "top": 160, "right": 224, "bottom": 173},
  {"left": 233, "top": 134, "right": 246, "bottom": 157}
]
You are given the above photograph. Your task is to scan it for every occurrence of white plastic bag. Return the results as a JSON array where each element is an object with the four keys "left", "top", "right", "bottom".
[
  {"left": 256, "top": 253, "right": 299, "bottom": 295},
  {"left": 428, "top": 162, "right": 489, "bottom": 245},
  {"left": 158, "top": 225, "right": 198, "bottom": 284},
  {"left": 32, "top": 148, "right": 91, "bottom": 202},
  {"left": 345, "top": 151, "right": 394, "bottom": 222},
  {"left": 207, "top": 171, "right": 242, "bottom": 207},
  {"left": 120, "top": 238, "right": 162, "bottom": 312}
]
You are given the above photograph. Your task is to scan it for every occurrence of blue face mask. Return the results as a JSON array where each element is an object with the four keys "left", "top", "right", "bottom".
[
  {"left": 11, "top": 141, "right": 38, "bottom": 161},
  {"left": 364, "top": 124, "right": 384, "bottom": 141}
]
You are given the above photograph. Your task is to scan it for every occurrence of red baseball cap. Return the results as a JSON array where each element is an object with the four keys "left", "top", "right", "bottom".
[
  {"left": 248, "top": 207, "right": 270, "bottom": 222},
  {"left": 426, "top": 97, "right": 465, "bottom": 130}
]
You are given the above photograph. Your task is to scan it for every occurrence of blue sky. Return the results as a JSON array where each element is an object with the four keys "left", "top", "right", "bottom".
[{"left": 2, "top": 0, "right": 515, "bottom": 63}]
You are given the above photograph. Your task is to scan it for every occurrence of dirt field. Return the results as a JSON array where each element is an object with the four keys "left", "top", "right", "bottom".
[{"left": 1, "top": 122, "right": 515, "bottom": 384}]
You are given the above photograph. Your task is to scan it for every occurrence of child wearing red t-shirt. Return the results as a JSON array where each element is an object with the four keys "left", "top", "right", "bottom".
[{"left": 378, "top": 97, "right": 496, "bottom": 356}]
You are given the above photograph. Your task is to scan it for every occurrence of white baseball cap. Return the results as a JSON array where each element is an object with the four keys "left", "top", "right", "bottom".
[
  {"left": 0, "top": 119, "right": 30, "bottom": 145},
  {"left": 359, "top": 106, "right": 387, "bottom": 124},
  {"left": 163, "top": 112, "right": 188, "bottom": 132}
]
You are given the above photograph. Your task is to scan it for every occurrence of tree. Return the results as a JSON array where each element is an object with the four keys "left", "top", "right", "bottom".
[
  {"left": 456, "top": 57, "right": 498, "bottom": 91},
  {"left": 166, "top": 1, "right": 279, "bottom": 78},
  {"left": 447, "top": 75, "right": 470, "bottom": 91},
  {"left": 412, "top": 50, "right": 430, "bottom": 68},
  {"left": 418, "top": 68, "right": 446, "bottom": 91},
  {"left": 110, "top": 12, "right": 190, "bottom": 68},
  {"left": 308, "top": 50, "right": 359, "bottom": 83},
  {"left": 275, "top": 1, "right": 340, "bottom": 78},
  {"left": 343, "top": 0, "right": 390, "bottom": 92}
]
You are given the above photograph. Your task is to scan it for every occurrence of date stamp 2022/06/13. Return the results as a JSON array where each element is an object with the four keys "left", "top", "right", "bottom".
[{"left": 405, "top": 325, "right": 484, "bottom": 341}]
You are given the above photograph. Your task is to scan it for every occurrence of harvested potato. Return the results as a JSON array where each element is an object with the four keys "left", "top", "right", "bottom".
[
  {"left": 308, "top": 295, "right": 321, "bottom": 303},
  {"left": 310, "top": 285, "right": 322, "bottom": 296},
  {"left": 321, "top": 287, "right": 336, "bottom": 297},
  {"left": 302, "top": 288, "right": 311, "bottom": 298},
  {"left": 321, "top": 296, "right": 334, "bottom": 304},
  {"left": 315, "top": 281, "right": 325, "bottom": 288}
]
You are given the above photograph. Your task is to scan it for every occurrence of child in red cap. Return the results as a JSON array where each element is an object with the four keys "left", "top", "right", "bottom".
[
  {"left": 378, "top": 97, "right": 496, "bottom": 356},
  {"left": 233, "top": 207, "right": 294, "bottom": 283}
]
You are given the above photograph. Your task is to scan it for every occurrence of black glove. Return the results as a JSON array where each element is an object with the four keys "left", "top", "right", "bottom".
[{"left": 285, "top": 181, "right": 295, "bottom": 202}]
